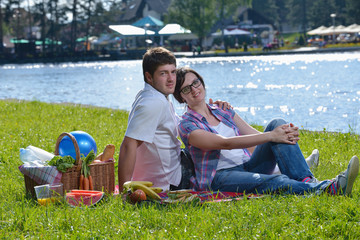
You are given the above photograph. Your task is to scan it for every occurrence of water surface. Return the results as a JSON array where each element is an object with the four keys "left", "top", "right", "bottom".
[{"left": 1, "top": 52, "right": 359, "bottom": 133}]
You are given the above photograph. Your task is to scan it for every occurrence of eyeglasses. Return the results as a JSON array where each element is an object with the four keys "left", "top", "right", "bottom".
[{"left": 180, "top": 79, "right": 201, "bottom": 95}]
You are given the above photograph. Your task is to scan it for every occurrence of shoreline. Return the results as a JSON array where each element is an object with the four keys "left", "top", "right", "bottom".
[{"left": 1, "top": 46, "right": 360, "bottom": 65}]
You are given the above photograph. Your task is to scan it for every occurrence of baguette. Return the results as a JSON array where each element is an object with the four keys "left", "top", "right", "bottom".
[{"left": 95, "top": 144, "right": 115, "bottom": 161}]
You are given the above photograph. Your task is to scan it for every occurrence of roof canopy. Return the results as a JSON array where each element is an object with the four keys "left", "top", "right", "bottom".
[
  {"left": 307, "top": 24, "right": 360, "bottom": 35},
  {"left": 109, "top": 25, "right": 155, "bottom": 36},
  {"left": 132, "top": 16, "right": 164, "bottom": 28},
  {"left": 344, "top": 24, "right": 360, "bottom": 33},
  {"left": 307, "top": 26, "right": 327, "bottom": 35},
  {"left": 158, "top": 24, "right": 191, "bottom": 35}
]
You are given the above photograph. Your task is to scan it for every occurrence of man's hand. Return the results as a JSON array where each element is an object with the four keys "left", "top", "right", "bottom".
[{"left": 209, "top": 98, "right": 233, "bottom": 110}]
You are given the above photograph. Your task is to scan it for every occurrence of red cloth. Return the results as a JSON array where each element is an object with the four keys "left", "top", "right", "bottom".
[
  {"left": 114, "top": 185, "right": 263, "bottom": 204},
  {"left": 159, "top": 191, "right": 263, "bottom": 204}
]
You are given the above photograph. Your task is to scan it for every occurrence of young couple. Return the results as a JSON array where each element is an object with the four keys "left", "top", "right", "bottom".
[{"left": 118, "top": 47, "right": 359, "bottom": 196}]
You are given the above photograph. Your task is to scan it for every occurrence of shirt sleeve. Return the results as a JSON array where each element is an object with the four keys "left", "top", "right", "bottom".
[
  {"left": 179, "top": 119, "right": 201, "bottom": 135},
  {"left": 125, "top": 98, "right": 165, "bottom": 143}
]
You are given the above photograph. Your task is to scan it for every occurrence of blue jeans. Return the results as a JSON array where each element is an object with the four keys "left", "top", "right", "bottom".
[{"left": 211, "top": 118, "right": 332, "bottom": 195}]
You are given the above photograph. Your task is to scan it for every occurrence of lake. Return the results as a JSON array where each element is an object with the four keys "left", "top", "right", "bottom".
[{"left": 1, "top": 51, "right": 359, "bottom": 134}]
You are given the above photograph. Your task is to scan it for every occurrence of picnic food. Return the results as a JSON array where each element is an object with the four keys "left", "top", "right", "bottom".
[
  {"left": 80, "top": 150, "right": 95, "bottom": 190},
  {"left": 47, "top": 155, "right": 75, "bottom": 172},
  {"left": 65, "top": 190, "right": 105, "bottom": 207},
  {"left": 123, "top": 181, "right": 161, "bottom": 200},
  {"left": 95, "top": 144, "right": 115, "bottom": 162},
  {"left": 149, "top": 187, "right": 163, "bottom": 193},
  {"left": 129, "top": 189, "right": 147, "bottom": 203}
]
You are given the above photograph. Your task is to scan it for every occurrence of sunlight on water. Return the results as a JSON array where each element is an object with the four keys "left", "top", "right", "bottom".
[{"left": 1, "top": 52, "right": 360, "bottom": 133}]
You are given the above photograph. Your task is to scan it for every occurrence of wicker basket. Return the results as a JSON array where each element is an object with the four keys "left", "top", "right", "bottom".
[{"left": 24, "top": 132, "right": 115, "bottom": 198}]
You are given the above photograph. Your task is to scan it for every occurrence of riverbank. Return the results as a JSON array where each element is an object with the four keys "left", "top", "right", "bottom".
[
  {"left": 174, "top": 46, "right": 360, "bottom": 58},
  {"left": 1, "top": 45, "right": 360, "bottom": 65}
]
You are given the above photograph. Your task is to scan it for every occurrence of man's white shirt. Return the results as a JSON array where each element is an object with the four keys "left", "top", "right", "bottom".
[{"left": 125, "top": 83, "right": 181, "bottom": 191}]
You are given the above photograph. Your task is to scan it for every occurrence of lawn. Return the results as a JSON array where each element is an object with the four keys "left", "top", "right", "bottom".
[{"left": 1, "top": 99, "right": 360, "bottom": 239}]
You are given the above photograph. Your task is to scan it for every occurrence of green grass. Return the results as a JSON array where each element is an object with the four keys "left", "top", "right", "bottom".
[{"left": 1, "top": 99, "right": 360, "bottom": 239}]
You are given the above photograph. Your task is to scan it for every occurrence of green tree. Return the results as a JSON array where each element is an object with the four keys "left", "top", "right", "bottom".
[
  {"left": 286, "top": 0, "right": 312, "bottom": 39},
  {"left": 252, "top": 0, "right": 277, "bottom": 24},
  {"left": 165, "top": 0, "right": 251, "bottom": 47},
  {"left": 307, "top": 0, "right": 336, "bottom": 29},
  {"left": 217, "top": 0, "right": 251, "bottom": 52},
  {"left": 345, "top": 0, "right": 360, "bottom": 24},
  {"left": 165, "top": 0, "right": 216, "bottom": 46},
  {"left": 0, "top": 0, "right": 3, "bottom": 54},
  {"left": 274, "top": 0, "right": 289, "bottom": 33}
]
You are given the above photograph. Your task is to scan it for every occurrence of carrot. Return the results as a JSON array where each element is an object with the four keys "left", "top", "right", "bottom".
[
  {"left": 83, "top": 177, "right": 89, "bottom": 190},
  {"left": 88, "top": 175, "right": 94, "bottom": 190},
  {"left": 79, "top": 174, "right": 84, "bottom": 190}
]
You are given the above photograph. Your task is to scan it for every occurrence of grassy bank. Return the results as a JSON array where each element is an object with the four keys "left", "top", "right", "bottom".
[{"left": 1, "top": 100, "right": 360, "bottom": 239}]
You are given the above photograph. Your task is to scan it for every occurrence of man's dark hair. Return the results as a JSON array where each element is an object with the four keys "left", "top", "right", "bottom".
[{"left": 142, "top": 47, "right": 176, "bottom": 82}]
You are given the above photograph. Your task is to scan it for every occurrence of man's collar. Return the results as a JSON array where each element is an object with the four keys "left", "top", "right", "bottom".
[{"left": 144, "top": 82, "right": 169, "bottom": 99}]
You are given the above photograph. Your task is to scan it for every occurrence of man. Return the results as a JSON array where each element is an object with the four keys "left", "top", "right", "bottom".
[{"left": 119, "top": 47, "right": 205, "bottom": 191}]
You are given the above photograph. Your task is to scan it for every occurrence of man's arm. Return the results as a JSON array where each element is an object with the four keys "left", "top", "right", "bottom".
[{"left": 118, "top": 136, "right": 143, "bottom": 192}]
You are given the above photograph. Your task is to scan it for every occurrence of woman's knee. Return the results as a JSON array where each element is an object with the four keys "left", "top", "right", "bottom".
[{"left": 265, "top": 118, "right": 287, "bottom": 131}]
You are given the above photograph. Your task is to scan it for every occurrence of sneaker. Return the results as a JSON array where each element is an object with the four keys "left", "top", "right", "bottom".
[
  {"left": 334, "top": 156, "right": 359, "bottom": 196},
  {"left": 306, "top": 149, "right": 320, "bottom": 168}
]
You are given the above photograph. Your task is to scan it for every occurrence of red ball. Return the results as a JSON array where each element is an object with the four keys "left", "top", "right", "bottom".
[{"left": 129, "top": 189, "right": 147, "bottom": 203}]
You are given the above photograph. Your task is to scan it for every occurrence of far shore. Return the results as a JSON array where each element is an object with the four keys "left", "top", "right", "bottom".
[{"left": 1, "top": 46, "right": 360, "bottom": 65}]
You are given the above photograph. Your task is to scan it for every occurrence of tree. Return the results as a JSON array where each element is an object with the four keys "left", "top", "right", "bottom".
[
  {"left": 165, "top": 0, "right": 251, "bottom": 48},
  {"left": 165, "top": 0, "right": 216, "bottom": 47},
  {"left": 286, "top": 0, "right": 312, "bottom": 40},
  {"left": 274, "top": 0, "right": 289, "bottom": 33},
  {"left": 0, "top": 0, "right": 4, "bottom": 54},
  {"left": 345, "top": 0, "right": 360, "bottom": 24},
  {"left": 216, "top": 0, "right": 252, "bottom": 52},
  {"left": 307, "top": 0, "right": 336, "bottom": 28},
  {"left": 252, "top": 0, "right": 277, "bottom": 24},
  {"left": 70, "top": 0, "right": 78, "bottom": 53}
]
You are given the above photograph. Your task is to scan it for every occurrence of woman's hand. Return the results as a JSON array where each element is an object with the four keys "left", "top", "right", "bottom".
[{"left": 271, "top": 124, "right": 300, "bottom": 144}]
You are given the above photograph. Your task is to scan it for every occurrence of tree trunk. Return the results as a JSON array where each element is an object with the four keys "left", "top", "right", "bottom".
[
  {"left": 71, "top": 0, "right": 78, "bottom": 54},
  {"left": 85, "top": 0, "right": 91, "bottom": 55},
  {"left": 41, "top": 0, "right": 46, "bottom": 57},
  {"left": 0, "top": 0, "right": 4, "bottom": 54}
]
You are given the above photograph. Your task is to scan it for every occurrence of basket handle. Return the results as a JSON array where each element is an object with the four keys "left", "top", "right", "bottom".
[{"left": 54, "top": 132, "right": 82, "bottom": 171}]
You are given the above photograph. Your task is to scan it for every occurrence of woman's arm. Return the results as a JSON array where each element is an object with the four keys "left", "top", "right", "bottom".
[
  {"left": 232, "top": 113, "right": 300, "bottom": 153},
  {"left": 233, "top": 113, "right": 261, "bottom": 135},
  {"left": 188, "top": 124, "right": 296, "bottom": 151}
]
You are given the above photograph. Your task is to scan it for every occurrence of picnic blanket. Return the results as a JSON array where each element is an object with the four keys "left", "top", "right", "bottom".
[
  {"left": 114, "top": 185, "right": 263, "bottom": 204},
  {"left": 159, "top": 191, "right": 263, "bottom": 204},
  {"left": 19, "top": 164, "right": 62, "bottom": 185}
]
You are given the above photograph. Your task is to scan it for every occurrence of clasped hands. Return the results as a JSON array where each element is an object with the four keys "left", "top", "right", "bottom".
[{"left": 273, "top": 123, "right": 300, "bottom": 144}]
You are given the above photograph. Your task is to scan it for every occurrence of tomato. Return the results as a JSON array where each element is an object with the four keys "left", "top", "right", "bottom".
[{"left": 129, "top": 189, "right": 147, "bottom": 204}]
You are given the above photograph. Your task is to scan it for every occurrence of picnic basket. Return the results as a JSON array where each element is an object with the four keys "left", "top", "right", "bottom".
[{"left": 24, "top": 132, "right": 115, "bottom": 198}]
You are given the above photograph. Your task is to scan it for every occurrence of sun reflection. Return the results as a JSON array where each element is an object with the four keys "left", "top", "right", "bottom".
[
  {"left": 234, "top": 107, "right": 248, "bottom": 112},
  {"left": 280, "top": 105, "right": 289, "bottom": 113},
  {"left": 245, "top": 82, "right": 258, "bottom": 89}
]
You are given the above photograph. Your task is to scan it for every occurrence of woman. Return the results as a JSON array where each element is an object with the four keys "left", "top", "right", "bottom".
[{"left": 173, "top": 67, "right": 359, "bottom": 195}]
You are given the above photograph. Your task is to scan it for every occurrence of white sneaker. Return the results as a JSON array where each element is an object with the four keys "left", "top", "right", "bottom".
[
  {"left": 334, "top": 156, "right": 359, "bottom": 196},
  {"left": 306, "top": 149, "right": 320, "bottom": 168}
]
